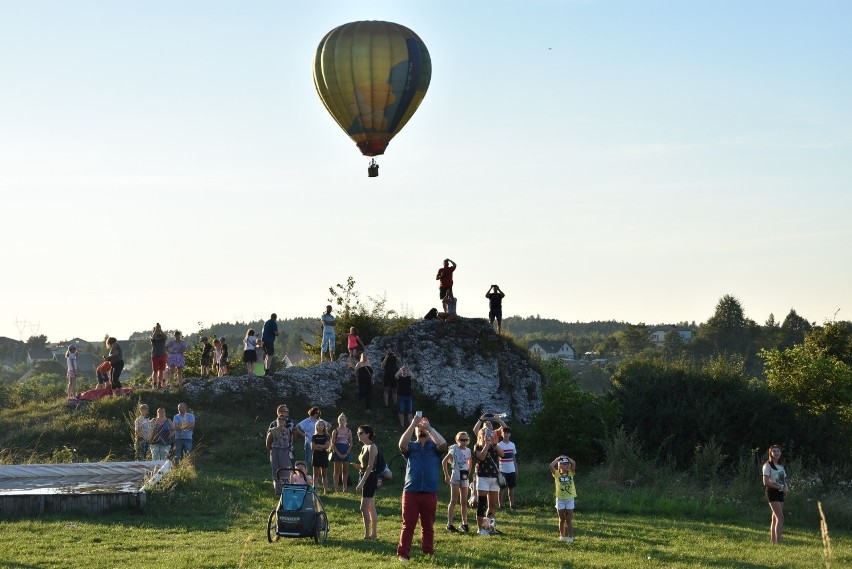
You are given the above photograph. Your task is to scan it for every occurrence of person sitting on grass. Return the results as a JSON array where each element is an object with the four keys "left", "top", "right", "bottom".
[{"left": 549, "top": 455, "right": 577, "bottom": 543}]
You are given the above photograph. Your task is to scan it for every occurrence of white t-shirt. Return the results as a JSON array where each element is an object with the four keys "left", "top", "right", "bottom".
[
  {"left": 244, "top": 335, "right": 257, "bottom": 351},
  {"left": 496, "top": 441, "right": 517, "bottom": 473},
  {"left": 446, "top": 444, "right": 472, "bottom": 479},
  {"left": 762, "top": 462, "right": 786, "bottom": 488}
]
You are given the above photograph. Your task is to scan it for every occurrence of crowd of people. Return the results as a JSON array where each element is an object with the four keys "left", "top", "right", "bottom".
[
  {"left": 255, "top": 397, "right": 543, "bottom": 561},
  {"left": 133, "top": 402, "right": 196, "bottom": 464}
]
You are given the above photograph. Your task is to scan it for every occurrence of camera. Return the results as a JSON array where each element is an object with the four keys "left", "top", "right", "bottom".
[
  {"left": 483, "top": 413, "right": 493, "bottom": 419},
  {"left": 415, "top": 410, "right": 422, "bottom": 419}
]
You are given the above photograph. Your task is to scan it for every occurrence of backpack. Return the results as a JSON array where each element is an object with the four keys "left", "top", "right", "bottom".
[{"left": 373, "top": 450, "right": 387, "bottom": 474}]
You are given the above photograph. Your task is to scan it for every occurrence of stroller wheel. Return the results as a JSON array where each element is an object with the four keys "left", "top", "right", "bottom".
[
  {"left": 267, "top": 510, "right": 279, "bottom": 543},
  {"left": 314, "top": 511, "right": 328, "bottom": 544}
]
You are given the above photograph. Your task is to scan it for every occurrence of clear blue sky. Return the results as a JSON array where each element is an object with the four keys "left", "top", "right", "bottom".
[{"left": 1, "top": 1, "right": 850, "bottom": 342}]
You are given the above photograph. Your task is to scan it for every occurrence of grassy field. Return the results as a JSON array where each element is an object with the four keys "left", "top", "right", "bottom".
[
  {"left": 2, "top": 459, "right": 850, "bottom": 568},
  {"left": 1, "top": 380, "right": 851, "bottom": 568}
]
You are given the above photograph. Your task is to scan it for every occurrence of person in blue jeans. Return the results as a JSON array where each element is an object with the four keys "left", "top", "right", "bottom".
[
  {"left": 173, "top": 402, "right": 195, "bottom": 464},
  {"left": 395, "top": 365, "right": 415, "bottom": 428}
]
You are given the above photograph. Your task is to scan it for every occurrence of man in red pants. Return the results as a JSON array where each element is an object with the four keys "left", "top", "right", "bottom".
[{"left": 396, "top": 414, "right": 448, "bottom": 562}]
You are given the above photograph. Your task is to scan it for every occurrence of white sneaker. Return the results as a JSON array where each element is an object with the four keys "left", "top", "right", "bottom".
[
  {"left": 566, "top": 537, "right": 574, "bottom": 543},
  {"left": 478, "top": 529, "right": 490, "bottom": 536},
  {"left": 559, "top": 536, "right": 567, "bottom": 542}
]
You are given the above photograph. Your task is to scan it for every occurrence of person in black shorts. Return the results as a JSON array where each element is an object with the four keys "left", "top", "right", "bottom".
[
  {"left": 486, "top": 285, "right": 506, "bottom": 334},
  {"left": 354, "top": 425, "right": 379, "bottom": 540},
  {"left": 381, "top": 348, "right": 399, "bottom": 408},
  {"left": 762, "top": 444, "right": 787, "bottom": 543}
]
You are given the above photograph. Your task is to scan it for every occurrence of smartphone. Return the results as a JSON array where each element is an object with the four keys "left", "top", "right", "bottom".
[
  {"left": 484, "top": 413, "right": 494, "bottom": 419},
  {"left": 415, "top": 410, "right": 422, "bottom": 419}
]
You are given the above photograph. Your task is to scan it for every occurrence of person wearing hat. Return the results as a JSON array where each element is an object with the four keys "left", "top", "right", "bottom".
[
  {"left": 199, "top": 336, "right": 213, "bottom": 379},
  {"left": 549, "top": 455, "right": 577, "bottom": 543}
]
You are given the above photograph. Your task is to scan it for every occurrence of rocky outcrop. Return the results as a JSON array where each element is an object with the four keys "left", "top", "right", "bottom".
[
  {"left": 184, "top": 318, "right": 543, "bottom": 423},
  {"left": 366, "top": 318, "right": 543, "bottom": 423},
  {"left": 184, "top": 363, "right": 350, "bottom": 410}
]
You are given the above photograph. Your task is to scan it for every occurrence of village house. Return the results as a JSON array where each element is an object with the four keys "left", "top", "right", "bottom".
[
  {"left": 650, "top": 326, "right": 693, "bottom": 346},
  {"left": 528, "top": 340, "right": 576, "bottom": 361}
]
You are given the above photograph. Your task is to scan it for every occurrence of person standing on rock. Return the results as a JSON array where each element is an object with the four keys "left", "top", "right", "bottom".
[
  {"left": 436, "top": 258, "right": 457, "bottom": 300},
  {"left": 166, "top": 331, "right": 187, "bottom": 386},
  {"left": 261, "top": 313, "right": 279, "bottom": 376},
  {"left": 355, "top": 353, "right": 375, "bottom": 412},
  {"left": 381, "top": 348, "right": 399, "bottom": 408},
  {"left": 320, "top": 305, "right": 336, "bottom": 362},
  {"left": 150, "top": 323, "right": 168, "bottom": 388},
  {"left": 485, "top": 285, "right": 506, "bottom": 334},
  {"left": 395, "top": 365, "right": 416, "bottom": 428}
]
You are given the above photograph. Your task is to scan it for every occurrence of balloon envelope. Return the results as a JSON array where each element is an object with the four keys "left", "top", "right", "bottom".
[{"left": 313, "top": 21, "right": 432, "bottom": 157}]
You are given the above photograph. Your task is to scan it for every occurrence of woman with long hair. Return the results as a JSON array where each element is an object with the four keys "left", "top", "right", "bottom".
[
  {"left": 330, "top": 413, "right": 353, "bottom": 493},
  {"left": 243, "top": 328, "right": 258, "bottom": 376},
  {"left": 105, "top": 337, "right": 124, "bottom": 395},
  {"left": 354, "top": 353, "right": 374, "bottom": 412},
  {"left": 443, "top": 431, "right": 473, "bottom": 532},
  {"left": 473, "top": 422, "right": 505, "bottom": 535},
  {"left": 762, "top": 444, "right": 787, "bottom": 543},
  {"left": 354, "top": 424, "right": 378, "bottom": 541},
  {"left": 166, "top": 331, "right": 186, "bottom": 387}
]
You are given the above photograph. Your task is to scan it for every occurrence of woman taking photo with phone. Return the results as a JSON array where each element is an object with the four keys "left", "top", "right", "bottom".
[{"left": 762, "top": 444, "right": 787, "bottom": 544}]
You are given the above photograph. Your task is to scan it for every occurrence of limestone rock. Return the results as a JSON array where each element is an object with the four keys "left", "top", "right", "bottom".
[{"left": 184, "top": 318, "right": 543, "bottom": 423}]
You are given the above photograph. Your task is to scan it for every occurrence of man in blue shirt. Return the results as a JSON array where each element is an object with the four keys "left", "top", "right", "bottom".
[
  {"left": 397, "top": 415, "right": 447, "bottom": 561},
  {"left": 261, "top": 313, "right": 279, "bottom": 376},
  {"left": 173, "top": 402, "right": 195, "bottom": 464}
]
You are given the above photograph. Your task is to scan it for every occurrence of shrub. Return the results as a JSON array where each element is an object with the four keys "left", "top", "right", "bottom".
[
  {"left": 610, "top": 357, "right": 819, "bottom": 468},
  {"left": 597, "top": 426, "right": 654, "bottom": 486},
  {"left": 523, "top": 359, "right": 617, "bottom": 465}
]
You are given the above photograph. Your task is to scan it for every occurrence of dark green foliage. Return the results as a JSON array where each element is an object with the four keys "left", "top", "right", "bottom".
[
  {"left": 779, "top": 309, "right": 813, "bottom": 349},
  {"left": 1, "top": 372, "right": 66, "bottom": 409},
  {"left": 610, "top": 357, "right": 809, "bottom": 468},
  {"left": 523, "top": 359, "right": 618, "bottom": 464}
]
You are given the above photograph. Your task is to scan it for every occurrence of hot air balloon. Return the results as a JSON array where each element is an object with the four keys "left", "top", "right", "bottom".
[{"left": 313, "top": 21, "right": 432, "bottom": 177}]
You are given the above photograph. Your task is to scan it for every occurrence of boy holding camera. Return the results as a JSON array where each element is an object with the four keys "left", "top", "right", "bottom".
[{"left": 549, "top": 455, "right": 577, "bottom": 542}]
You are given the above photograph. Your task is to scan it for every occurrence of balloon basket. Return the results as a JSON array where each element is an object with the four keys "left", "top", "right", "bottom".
[{"left": 367, "top": 159, "right": 379, "bottom": 178}]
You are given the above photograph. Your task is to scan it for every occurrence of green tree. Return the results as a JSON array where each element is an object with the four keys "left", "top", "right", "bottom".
[
  {"left": 25, "top": 335, "right": 48, "bottom": 350},
  {"left": 762, "top": 341, "right": 852, "bottom": 419},
  {"left": 597, "top": 335, "right": 620, "bottom": 357},
  {"left": 527, "top": 359, "right": 617, "bottom": 464},
  {"left": 805, "top": 321, "right": 852, "bottom": 366},
  {"left": 779, "top": 309, "right": 812, "bottom": 349},
  {"left": 696, "top": 294, "right": 750, "bottom": 355},
  {"left": 618, "top": 323, "right": 650, "bottom": 355},
  {"left": 662, "top": 329, "right": 686, "bottom": 358}
]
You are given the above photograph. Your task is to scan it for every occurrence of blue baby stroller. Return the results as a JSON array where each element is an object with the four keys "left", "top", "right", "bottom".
[{"left": 267, "top": 467, "right": 329, "bottom": 544}]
